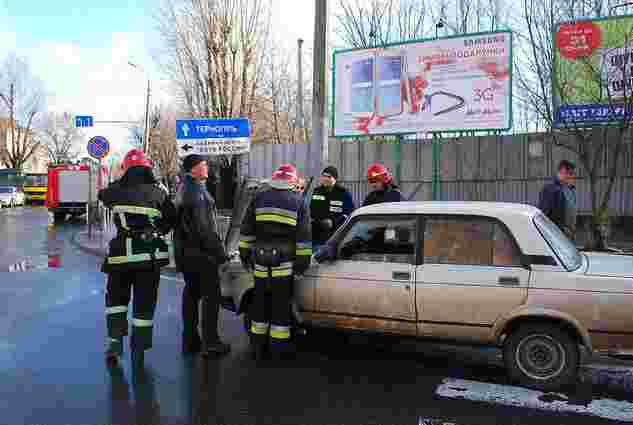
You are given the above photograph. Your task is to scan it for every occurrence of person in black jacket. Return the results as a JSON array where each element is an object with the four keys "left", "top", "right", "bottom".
[
  {"left": 310, "top": 166, "right": 354, "bottom": 248},
  {"left": 174, "top": 154, "right": 231, "bottom": 357},
  {"left": 99, "top": 149, "right": 177, "bottom": 366},
  {"left": 538, "top": 160, "right": 577, "bottom": 240},
  {"left": 362, "top": 163, "right": 403, "bottom": 206}
]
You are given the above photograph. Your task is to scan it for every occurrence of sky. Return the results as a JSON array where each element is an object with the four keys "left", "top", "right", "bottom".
[{"left": 1, "top": 0, "right": 315, "bottom": 160}]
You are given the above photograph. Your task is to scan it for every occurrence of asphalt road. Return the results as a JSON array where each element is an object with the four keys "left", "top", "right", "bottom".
[{"left": 1, "top": 206, "right": 633, "bottom": 425}]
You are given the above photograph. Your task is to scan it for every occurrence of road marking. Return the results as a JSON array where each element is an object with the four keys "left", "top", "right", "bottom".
[{"left": 436, "top": 378, "right": 633, "bottom": 422}]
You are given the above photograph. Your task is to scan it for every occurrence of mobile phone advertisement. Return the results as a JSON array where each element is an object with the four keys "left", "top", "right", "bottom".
[{"left": 333, "top": 31, "right": 512, "bottom": 136}]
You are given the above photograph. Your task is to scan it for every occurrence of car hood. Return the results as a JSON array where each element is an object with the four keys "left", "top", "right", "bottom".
[
  {"left": 0, "top": 194, "right": 11, "bottom": 200},
  {"left": 584, "top": 252, "right": 633, "bottom": 278}
]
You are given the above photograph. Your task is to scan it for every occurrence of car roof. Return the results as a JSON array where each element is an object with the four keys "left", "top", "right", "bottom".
[{"left": 352, "top": 201, "right": 541, "bottom": 220}]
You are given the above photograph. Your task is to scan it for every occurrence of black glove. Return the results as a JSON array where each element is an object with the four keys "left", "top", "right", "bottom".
[
  {"left": 314, "top": 243, "right": 335, "bottom": 263},
  {"left": 294, "top": 256, "right": 311, "bottom": 275}
]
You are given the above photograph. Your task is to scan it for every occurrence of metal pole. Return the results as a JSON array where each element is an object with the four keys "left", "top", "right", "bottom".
[
  {"left": 432, "top": 134, "right": 440, "bottom": 201},
  {"left": 297, "top": 38, "right": 305, "bottom": 144},
  {"left": 143, "top": 79, "right": 150, "bottom": 154},
  {"left": 88, "top": 162, "right": 93, "bottom": 239},
  {"left": 310, "top": 0, "right": 328, "bottom": 178},
  {"left": 394, "top": 135, "right": 402, "bottom": 186}
]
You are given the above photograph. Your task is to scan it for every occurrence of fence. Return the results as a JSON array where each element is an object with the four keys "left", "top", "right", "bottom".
[{"left": 247, "top": 131, "right": 633, "bottom": 216}]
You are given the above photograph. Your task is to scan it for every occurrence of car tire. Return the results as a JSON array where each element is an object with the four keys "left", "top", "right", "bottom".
[{"left": 503, "top": 323, "right": 579, "bottom": 391}]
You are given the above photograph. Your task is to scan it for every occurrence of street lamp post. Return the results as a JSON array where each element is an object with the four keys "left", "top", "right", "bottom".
[{"left": 128, "top": 61, "right": 151, "bottom": 155}]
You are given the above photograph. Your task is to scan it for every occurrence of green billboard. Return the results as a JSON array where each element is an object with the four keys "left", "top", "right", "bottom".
[{"left": 554, "top": 14, "right": 633, "bottom": 125}]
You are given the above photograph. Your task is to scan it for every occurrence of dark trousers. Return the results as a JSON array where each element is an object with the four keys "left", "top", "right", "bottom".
[
  {"left": 182, "top": 270, "right": 220, "bottom": 345},
  {"left": 105, "top": 270, "right": 160, "bottom": 351},
  {"left": 250, "top": 265, "right": 293, "bottom": 346}
]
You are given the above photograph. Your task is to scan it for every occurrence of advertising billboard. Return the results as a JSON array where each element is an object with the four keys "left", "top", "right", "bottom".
[
  {"left": 554, "top": 15, "right": 633, "bottom": 126},
  {"left": 332, "top": 30, "right": 512, "bottom": 137}
]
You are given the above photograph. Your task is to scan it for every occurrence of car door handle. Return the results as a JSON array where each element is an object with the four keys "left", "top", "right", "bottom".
[
  {"left": 392, "top": 271, "right": 411, "bottom": 281},
  {"left": 498, "top": 276, "right": 520, "bottom": 286}
]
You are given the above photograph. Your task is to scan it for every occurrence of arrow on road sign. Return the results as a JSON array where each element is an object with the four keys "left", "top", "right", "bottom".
[
  {"left": 181, "top": 123, "right": 190, "bottom": 137},
  {"left": 181, "top": 144, "right": 194, "bottom": 152}
]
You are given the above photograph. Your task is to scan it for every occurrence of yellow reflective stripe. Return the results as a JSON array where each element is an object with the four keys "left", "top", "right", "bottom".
[
  {"left": 331, "top": 200, "right": 343, "bottom": 206},
  {"left": 254, "top": 270, "right": 268, "bottom": 278},
  {"left": 255, "top": 207, "right": 298, "bottom": 220},
  {"left": 255, "top": 214, "right": 297, "bottom": 226},
  {"left": 239, "top": 240, "right": 254, "bottom": 248},
  {"left": 296, "top": 249, "right": 312, "bottom": 256},
  {"left": 106, "top": 306, "right": 128, "bottom": 315},
  {"left": 271, "top": 270, "right": 292, "bottom": 277},
  {"left": 312, "top": 195, "right": 325, "bottom": 200},
  {"left": 296, "top": 242, "right": 312, "bottom": 249},
  {"left": 270, "top": 325, "right": 290, "bottom": 340},
  {"left": 107, "top": 253, "right": 151, "bottom": 264},
  {"left": 251, "top": 321, "right": 270, "bottom": 335},
  {"left": 112, "top": 205, "right": 162, "bottom": 218},
  {"left": 132, "top": 318, "right": 153, "bottom": 327},
  {"left": 118, "top": 212, "right": 128, "bottom": 230}
]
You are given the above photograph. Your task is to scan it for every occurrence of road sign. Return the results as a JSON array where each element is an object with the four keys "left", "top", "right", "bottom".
[
  {"left": 87, "top": 136, "right": 110, "bottom": 160},
  {"left": 75, "top": 116, "right": 94, "bottom": 128},
  {"left": 175, "top": 118, "right": 251, "bottom": 157}
]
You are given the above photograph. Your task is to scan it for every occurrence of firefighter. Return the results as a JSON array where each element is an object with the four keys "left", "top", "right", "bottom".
[
  {"left": 99, "top": 149, "right": 177, "bottom": 366},
  {"left": 238, "top": 164, "right": 312, "bottom": 360},
  {"left": 362, "top": 163, "right": 403, "bottom": 206},
  {"left": 310, "top": 166, "right": 355, "bottom": 249}
]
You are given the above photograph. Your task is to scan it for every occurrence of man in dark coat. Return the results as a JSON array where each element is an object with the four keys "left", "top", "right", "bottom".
[
  {"left": 362, "top": 163, "right": 403, "bottom": 206},
  {"left": 174, "top": 154, "right": 231, "bottom": 357},
  {"left": 538, "top": 160, "right": 577, "bottom": 241}
]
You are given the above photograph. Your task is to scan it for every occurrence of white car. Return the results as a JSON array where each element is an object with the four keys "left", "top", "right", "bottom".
[
  {"left": 0, "top": 186, "right": 25, "bottom": 207},
  {"left": 221, "top": 202, "right": 633, "bottom": 390}
]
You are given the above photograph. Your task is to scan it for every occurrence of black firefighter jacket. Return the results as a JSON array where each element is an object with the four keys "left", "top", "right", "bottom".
[{"left": 98, "top": 166, "right": 177, "bottom": 273}]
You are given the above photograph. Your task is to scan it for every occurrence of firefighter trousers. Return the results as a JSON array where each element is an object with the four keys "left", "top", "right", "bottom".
[
  {"left": 249, "top": 262, "right": 293, "bottom": 348},
  {"left": 105, "top": 270, "right": 160, "bottom": 351}
]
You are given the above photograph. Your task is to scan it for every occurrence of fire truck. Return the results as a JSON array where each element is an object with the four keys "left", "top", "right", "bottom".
[
  {"left": 23, "top": 173, "right": 48, "bottom": 205},
  {"left": 46, "top": 162, "right": 105, "bottom": 223}
]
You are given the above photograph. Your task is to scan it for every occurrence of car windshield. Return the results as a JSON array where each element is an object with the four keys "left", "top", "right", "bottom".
[
  {"left": 533, "top": 213, "right": 582, "bottom": 271},
  {"left": 0, "top": 187, "right": 13, "bottom": 194}
]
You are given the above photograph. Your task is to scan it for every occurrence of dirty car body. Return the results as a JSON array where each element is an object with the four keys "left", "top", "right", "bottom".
[{"left": 221, "top": 201, "right": 633, "bottom": 390}]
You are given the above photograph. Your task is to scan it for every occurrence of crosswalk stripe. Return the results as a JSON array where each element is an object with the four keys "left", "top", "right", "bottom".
[{"left": 436, "top": 378, "right": 633, "bottom": 422}]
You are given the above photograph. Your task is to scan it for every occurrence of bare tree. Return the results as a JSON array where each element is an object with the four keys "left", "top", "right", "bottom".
[
  {"left": 517, "top": 0, "right": 633, "bottom": 249},
  {"left": 0, "top": 54, "right": 44, "bottom": 171},
  {"left": 156, "top": 0, "right": 271, "bottom": 120},
  {"left": 148, "top": 106, "right": 179, "bottom": 178},
  {"left": 40, "top": 112, "right": 84, "bottom": 164}
]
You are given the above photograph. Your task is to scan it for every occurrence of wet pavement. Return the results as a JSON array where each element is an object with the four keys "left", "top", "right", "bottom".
[{"left": 1, "top": 207, "right": 633, "bottom": 424}]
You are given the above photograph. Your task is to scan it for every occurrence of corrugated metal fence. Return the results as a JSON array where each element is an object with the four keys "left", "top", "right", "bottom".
[{"left": 247, "top": 132, "right": 633, "bottom": 216}]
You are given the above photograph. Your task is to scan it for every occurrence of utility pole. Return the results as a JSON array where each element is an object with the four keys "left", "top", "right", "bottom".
[
  {"left": 310, "top": 0, "right": 328, "bottom": 177},
  {"left": 143, "top": 79, "right": 151, "bottom": 154},
  {"left": 297, "top": 38, "right": 305, "bottom": 143}
]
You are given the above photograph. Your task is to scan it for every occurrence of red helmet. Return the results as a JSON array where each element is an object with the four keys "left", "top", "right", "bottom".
[
  {"left": 271, "top": 164, "right": 298, "bottom": 190},
  {"left": 367, "top": 163, "right": 392, "bottom": 184},
  {"left": 122, "top": 149, "right": 151, "bottom": 171}
]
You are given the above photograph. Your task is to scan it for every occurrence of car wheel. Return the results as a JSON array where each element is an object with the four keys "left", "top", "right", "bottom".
[
  {"left": 53, "top": 212, "right": 66, "bottom": 224},
  {"left": 503, "top": 323, "right": 579, "bottom": 391}
]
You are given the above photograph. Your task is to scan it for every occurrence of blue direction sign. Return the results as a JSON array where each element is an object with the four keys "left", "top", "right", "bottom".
[
  {"left": 75, "top": 115, "right": 94, "bottom": 128},
  {"left": 176, "top": 118, "right": 251, "bottom": 157},
  {"left": 87, "top": 136, "right": 110, "bottom": 160}
]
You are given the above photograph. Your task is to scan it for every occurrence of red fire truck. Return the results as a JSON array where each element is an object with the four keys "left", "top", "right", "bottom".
[{"left": 46, "top": 162, "right": 106, "bottom": 223}]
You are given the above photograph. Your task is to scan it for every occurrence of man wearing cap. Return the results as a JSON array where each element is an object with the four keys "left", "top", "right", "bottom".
[
  {"left": 310, "top": 166, "right": 355, "bottom": 248},
  {"left": 173, "top": 154, "right": 231, "bottom": 357},
  {"left": 538, "top": 159, "right": 578, "bottom": 241}
]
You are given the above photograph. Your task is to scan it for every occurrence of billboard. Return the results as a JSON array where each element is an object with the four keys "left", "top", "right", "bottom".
[
  {"left": 554, "top": 15, "right": 633, "bottom": 126},
  {"left": 332, "top": 30, "right": 512, "bottom": 137}
]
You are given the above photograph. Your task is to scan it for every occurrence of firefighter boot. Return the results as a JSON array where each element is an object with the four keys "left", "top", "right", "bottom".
[{"left": 105, "top": 337, "right": 123, "bottom": 365}]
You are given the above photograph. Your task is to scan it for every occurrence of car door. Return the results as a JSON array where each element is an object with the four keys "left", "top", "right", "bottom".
[
  {"left": 302, "top": 215, "right": 418, "bottom": 336},
  {"left": 416, "top": 215, "right": 529, "bottom": 342}
]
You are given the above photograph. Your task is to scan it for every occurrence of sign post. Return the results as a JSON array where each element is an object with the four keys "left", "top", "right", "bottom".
[
  {"left": 86, "top": 136, "right": 110, "bottom": 239},
  {"left": 175, "top": 118, "right": 251, "bottom": 157}
]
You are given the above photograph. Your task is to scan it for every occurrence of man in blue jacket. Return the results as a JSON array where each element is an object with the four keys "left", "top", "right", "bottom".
[{"left": 538, "top": 160, "right": 577, "bottom": 241}]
